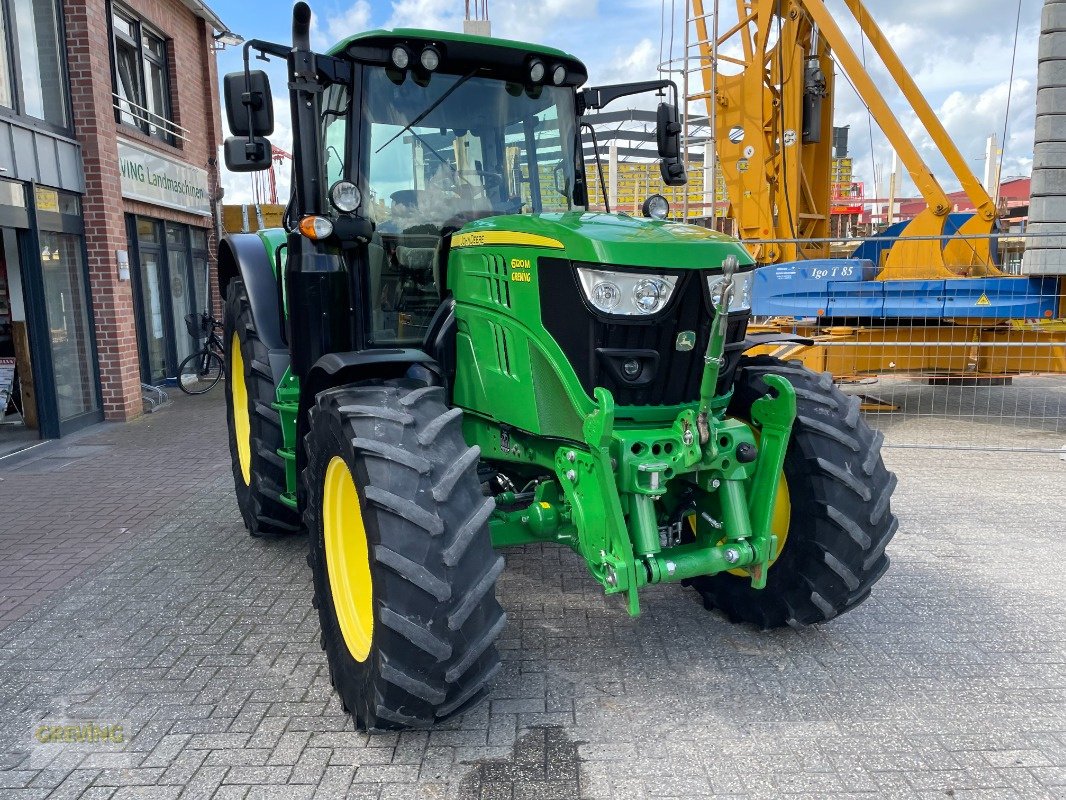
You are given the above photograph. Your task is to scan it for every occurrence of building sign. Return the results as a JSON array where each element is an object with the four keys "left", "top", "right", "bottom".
[
  {"left": 35, "top": 187, "right": 60, "bottom": 213},
  {"left": 117, "top": 139, "right": 211, "bottom": 216}
]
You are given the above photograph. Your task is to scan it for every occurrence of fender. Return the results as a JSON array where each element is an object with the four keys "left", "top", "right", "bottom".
[
  {"left": 218, "top": 233, "right": 286, "bottom": 352},
  {"left": 294, "top": 350, "right": 444, "bottom": 505},
  {"left": 743, "top": 332, "right": 815, "bottom": 350}
]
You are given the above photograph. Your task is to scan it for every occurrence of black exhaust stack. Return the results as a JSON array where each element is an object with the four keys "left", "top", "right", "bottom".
[{"left": 286, "top": 0, "right": 353, "bottom": 378}]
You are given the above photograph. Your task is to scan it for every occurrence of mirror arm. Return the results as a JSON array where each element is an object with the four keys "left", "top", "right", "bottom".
[
  {"left": 578, "top": 79, "right": 678, "bottom": 115},
  {"left": 240, "top": 39, "right": 288, "bottom": 155}
]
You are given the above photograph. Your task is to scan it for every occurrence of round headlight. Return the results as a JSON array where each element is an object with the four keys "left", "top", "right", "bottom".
[
  {"left": 329, "top": 180, "right": 361, "bottom": 213},
  {"left": 420, "top": 46, "right": 440, "bottom": 71},
  {"left": 391, "top": 45, "right": 410, "bottom": 69},
  {"left": 590, "top": 281, "right": 621, "bottom": 312},
  {"left": 641, "top": 193, "right": 670, "bottom": 220},
  {"left": 551, "top": 64, "right": 566, "bottom": 85},
  {"left": 633, "top": 279, "right": 668, "bottom": 314},
  {"left": 528, "top": 58, "right": 545, "bottom": 83}
]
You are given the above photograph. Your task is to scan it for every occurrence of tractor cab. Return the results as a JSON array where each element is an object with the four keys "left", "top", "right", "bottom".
[{"left": 223, "top": 16, "right": 687, "bottom": 362}]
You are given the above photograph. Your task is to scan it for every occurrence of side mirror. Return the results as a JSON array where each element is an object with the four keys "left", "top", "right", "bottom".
[
  {"left": 656, "top": 102, "right": 682, "bottom": 159},
  {"left": 660, "top": 158, "right": 687, "bottom": 187},
  {"left": 224, "top": 70, "right": 274, "bottom": 137},
  {"left": 224, "top": 136, "right": 273, "bottom": 172}
]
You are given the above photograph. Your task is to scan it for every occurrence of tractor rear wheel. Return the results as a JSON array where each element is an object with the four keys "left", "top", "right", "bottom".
[
  {"left": 303, "top": 380, "right": 505, "bottom": 730},
  {"left": 223, "top": 278, "right": 302, "bottom": 537},
  {"left": 691, "top": 355, "right": 898, "bottom": 628}
]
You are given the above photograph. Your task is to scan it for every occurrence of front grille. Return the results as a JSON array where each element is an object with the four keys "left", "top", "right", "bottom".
[{"left": 538, "top": 259, "right": 750, "bottom": 407}]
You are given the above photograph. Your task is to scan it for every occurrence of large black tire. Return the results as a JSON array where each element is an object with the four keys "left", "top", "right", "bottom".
[
  {"left": 691, "top": 355, "right": 898, "bottom": 628},
  {"left": 223, "top": 278, "right": 302, "bottom": 537},
  {"left": 304, "top": 381, "right": 505, "bottom": 730}
]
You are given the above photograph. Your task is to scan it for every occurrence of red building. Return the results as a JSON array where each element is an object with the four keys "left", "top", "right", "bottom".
[
  {"left": 868, "top": 177, "right": 1031, "bottom": 231},
  {"left": 0, "top": 0, "right": 230, "bottom": 455}
]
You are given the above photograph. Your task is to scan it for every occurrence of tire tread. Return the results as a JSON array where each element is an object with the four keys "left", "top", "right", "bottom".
[
  {"left": 304, "top": 381, "right": 504, "bottom": 730},
  {"left": 691, "top": 354, "right": 897, "bottom": 629}
]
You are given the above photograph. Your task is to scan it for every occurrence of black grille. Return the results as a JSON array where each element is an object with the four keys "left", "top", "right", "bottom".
[{"left": 538, "top": 259, "right": 750, "bottom": 407}]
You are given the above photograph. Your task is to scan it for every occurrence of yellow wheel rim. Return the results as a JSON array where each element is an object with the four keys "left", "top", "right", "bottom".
[
  {"left": 230, "top": 333, "right": 252, "bottom": 486},
  {"left": 690, "top": 423, "right": 793, "bottom": 576},
  {"left": 758, "top": 472, "right": 791, "bottom": 572},
  {"left": 323, "top": 456, "right": 374, "bottom": 662}
]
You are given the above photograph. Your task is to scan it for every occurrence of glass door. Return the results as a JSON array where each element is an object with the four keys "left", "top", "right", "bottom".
[
  {"left": 136, "top": 246, "right": 168, "bottom": 383},
  {"left": 130, "top": 217, "right": 170, "bottom": 383},
  {"left": 165, "top": 222, "right": 195, "bottom": 367}
]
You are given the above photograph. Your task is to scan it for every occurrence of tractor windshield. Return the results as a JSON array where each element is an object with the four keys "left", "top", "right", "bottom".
[
  {"left": 354, "top": 66, "right": 582, "bottom": 345},
  {"left": 362, "top": 67, "right": 581, "bottom": 225}
]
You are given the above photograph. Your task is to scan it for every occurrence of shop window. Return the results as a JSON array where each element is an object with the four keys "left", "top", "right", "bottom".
[
  {"left": 128, "top": 216, "right": 213, "bottom": 384},
  {"left": 0, "top": 10, "right": 11, "bottom": 109},
  {"left": 0, "top": 180, "right": 25, "bottom": 208},
  {"left": 111, "top": 5, "right": 177, "bottom": 145},
  {"left": 0, "top": 0, "right": 70, "bottom": 129},
  {"left": 190, "top": 228, "right": 209, "bottom": 317}
]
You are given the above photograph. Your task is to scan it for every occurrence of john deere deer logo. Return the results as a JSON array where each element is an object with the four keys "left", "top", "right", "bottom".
[{"left": 675, "top": 331, "right": 696, "bottom": 351}]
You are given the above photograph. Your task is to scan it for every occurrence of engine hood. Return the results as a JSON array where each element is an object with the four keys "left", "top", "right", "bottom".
[{"left": 452, "top": 212, "right": 753, "bottom": 271}]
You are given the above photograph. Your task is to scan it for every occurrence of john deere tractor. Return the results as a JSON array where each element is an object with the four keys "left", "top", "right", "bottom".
[{"left": 219, "top": 2, "right": 897, "bottom": 730}]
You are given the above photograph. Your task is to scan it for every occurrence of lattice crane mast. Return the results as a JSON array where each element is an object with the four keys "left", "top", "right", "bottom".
[{"left": 690, "top": 0, "right": 1001, "bottom": 278}]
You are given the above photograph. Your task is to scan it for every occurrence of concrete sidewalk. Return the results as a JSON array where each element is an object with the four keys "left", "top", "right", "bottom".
[
  {"left": 0, "top": 393, "right": 230, "bottom": 630},
  {"left": 0, "top": 391, "right": 1063, "bottom": 799}
]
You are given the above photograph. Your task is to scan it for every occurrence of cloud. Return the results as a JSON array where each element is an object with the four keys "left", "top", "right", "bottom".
[
  {"left": 214, "top": 0, "right": 1042, "bottom": 207},
  {"left": 587, "top": 36, "right": 658, "bottom": 88},
  {"left": 386, "top": 0, "right": 461, "bottom": 30},
  {"left": 489, "top": 0, "right": 597, "bottom": 42},
  {"left": 327, "top": 2, "right": 373, "bottom": 44},
  {"left": 382, "top": 0, "right": 598, "bottom": 42},
  {"left": 309, "top": 2, "right": 374, "bottom": 49}
]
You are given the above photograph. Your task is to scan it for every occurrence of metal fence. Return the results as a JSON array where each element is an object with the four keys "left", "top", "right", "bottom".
[{"left": 741, "top": 232, "right": 1066, "bottom": 452}]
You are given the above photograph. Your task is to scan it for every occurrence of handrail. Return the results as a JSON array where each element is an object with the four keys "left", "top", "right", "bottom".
[{"left": 112, "top": 93, "right": 190, "bottom": 142}]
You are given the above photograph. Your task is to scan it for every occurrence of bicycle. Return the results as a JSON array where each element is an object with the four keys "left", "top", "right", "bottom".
[{"left": 177, "top": 312, "right": 225, "bottom": 395}]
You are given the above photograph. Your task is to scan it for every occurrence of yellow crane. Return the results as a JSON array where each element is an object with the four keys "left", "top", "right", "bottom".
[
  {"left": 685, "top": 0, "right": 1066, "bottom": 381},
  {"left": 690, "top": 0, "right": 1001, "bottom": 278}
]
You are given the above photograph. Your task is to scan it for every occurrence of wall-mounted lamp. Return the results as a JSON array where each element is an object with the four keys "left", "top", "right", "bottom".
[{"left": 213, "top": 30, "right": 244, "bottom": 49}]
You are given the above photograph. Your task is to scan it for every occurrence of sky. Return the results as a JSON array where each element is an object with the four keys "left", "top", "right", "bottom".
[{"left": 209, "top": 0, "right": 1043, "bottom": 207}]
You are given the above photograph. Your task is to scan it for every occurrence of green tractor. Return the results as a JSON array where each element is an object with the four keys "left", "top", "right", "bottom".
[{"left": 219, "top": 2, "right": 897, "bottom": 731}]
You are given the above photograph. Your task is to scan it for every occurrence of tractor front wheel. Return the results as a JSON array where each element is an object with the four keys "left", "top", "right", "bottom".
[
  {"left": 223, "top": 278, "right": 302, "bottom": 537},
  {"left": 691, "top": 355, "right": 898, "bottom": 628},
  {"left": 303, "top": 381, "right": 505, "bottom": 730}
]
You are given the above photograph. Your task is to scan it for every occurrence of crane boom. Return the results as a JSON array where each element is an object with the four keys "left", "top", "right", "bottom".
[{"left": 692, "top": 0, "right": 1001, "bottom": 277}]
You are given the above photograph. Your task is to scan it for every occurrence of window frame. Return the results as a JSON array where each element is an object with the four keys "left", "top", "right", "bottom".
[
  {"left": 0, "top": 0, "right": 74, "bottom": 135},
  {"left": 108, "top": 3, "right": 176, "bottom": 146}
]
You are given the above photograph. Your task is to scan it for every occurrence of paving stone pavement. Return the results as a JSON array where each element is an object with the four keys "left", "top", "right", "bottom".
[{"left": 0, "top": 390, "right": 1063, "bottom": 799}]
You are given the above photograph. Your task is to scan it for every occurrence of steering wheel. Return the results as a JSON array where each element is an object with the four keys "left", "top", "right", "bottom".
[{"left": 456, "top": 170, "right": 504, "bottom": 191}]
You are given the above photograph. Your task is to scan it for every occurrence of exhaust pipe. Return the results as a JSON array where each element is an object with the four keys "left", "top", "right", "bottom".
[{"left": 292, "top": 1, "right": 311, "bottom": 51}]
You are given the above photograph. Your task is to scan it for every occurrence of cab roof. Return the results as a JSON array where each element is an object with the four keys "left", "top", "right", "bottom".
[
  {"left": 327, "top": 28, "right": 588, "bottom": 86},
  {"left": 329, "top": 28, "right": 580, "bottom": 62}
]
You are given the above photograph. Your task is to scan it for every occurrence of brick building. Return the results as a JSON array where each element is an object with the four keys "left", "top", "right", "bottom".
[{"left": 0, "top": 0, "right": 229, "bottom": 454}]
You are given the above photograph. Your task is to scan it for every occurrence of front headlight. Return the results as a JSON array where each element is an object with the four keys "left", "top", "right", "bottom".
[
  {"left": 706, "top": 269, "right": 754, "bottom": 312},
  {"left": 577, "top": 268, "right": 678, "bottom": 316}
]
